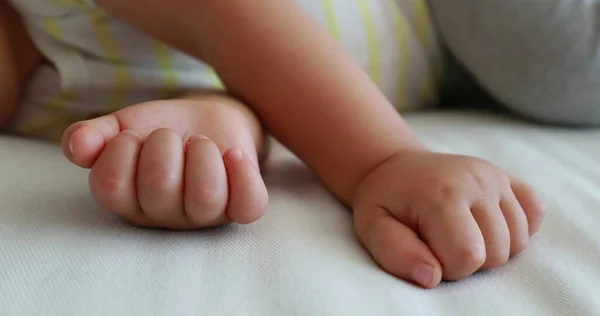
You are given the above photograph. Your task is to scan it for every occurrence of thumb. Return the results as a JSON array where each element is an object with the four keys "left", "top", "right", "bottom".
[
  {"left": 61, "top": 114, "right": 122, "bottom": 168},
  {"left": 355, "top": 206, "right": 442, "bottom": 288}
]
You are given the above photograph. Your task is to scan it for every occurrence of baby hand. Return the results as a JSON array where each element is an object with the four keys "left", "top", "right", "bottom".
[{"left": 352, "top": 150, "right": 546, "bottom": 288}]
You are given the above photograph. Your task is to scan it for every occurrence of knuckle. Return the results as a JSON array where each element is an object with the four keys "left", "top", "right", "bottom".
[
  {"left": 483, "top": 249, "right": 510, "bottom": 269},
  {"left": 458, "top": 244, "right": 486, "bottom": 270},
  {"left": 190, "top": 188, "right": 226, "bottom": 209},
  {"left": 90, "top": 175, "right": 128, "bottom": 212},
  {"left": 185, "top": 189, "right": 227, "bottom": 224},
  {"left": 470, "top": 173, "right": 488, "bottom": 192},
  {"left": 438, "top": 185, "right": 459, "bottom": 200},
  {"left": 494, "top": 173, "right": 512, "bottom": 191},
  {"left": 430, "top": 186, "right": 462, "bottom": 209},
  {"left": 465, "top": 161, "right": 509, "bottom": 196},
  {"left": 144, "top": 169, "right": 179, "bottom": 192},
  {"left": 92, "top": 177, "right": 123, "bottom": 198}
]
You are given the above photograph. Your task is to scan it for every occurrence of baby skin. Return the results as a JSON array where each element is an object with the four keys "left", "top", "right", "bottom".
[
  {"left": 2, "top": 0, "right": 546, "bottom": 289},
  {"left": 63, "top": 94, "right": 268, "bottom": 229}
]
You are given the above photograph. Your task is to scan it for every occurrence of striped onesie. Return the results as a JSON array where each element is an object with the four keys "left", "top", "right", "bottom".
[{"left": 6, "top": 0, "right": 443, "bottom": 141}]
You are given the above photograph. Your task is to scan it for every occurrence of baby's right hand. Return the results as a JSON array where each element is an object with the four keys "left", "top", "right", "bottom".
[{"left": 352, "top": 150, "right": 546, "bottom": 288}]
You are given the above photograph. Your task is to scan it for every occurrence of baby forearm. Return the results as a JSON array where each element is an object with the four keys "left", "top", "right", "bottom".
[
  {"left": 96, "top": 0, "right": 424, "bottom": 203},
  {"left": 192, "top": 1, "right": 427, "bottom": 203}
]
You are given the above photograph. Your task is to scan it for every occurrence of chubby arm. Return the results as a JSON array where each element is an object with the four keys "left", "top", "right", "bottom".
[
  {"left": 95, "top": 0, "right": 424, "bottom": 204},
  {"left": 0, "top": 0, "right": 41, "bottom": 126}
]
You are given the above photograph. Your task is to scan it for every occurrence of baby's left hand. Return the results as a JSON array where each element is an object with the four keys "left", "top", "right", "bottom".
[{"left": 352, "top": 150, "right": 546, "bottom": 288}]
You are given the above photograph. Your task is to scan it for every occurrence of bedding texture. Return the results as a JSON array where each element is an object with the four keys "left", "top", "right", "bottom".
[{"left": 1, "top": 111, "right": 599, "bottom": 316}]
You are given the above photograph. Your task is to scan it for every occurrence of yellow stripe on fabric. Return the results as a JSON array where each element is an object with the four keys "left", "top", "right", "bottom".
[
  {"left": 42, "top": 18, "right": 62, "bottom": 41},
  {"left": 19, "top": 116, "right": 64, "bottom": 136},
  {"left": 154, "top": 41, "right": 179, "bottom": 98},
  {"left": 19, "top": 92, "right": 77, "bottom": 135},
  {"left": 207, "top": 69, "right": 224, "bottom": 89},
  {"left": 55, "top": 0, "right": 84, "bottom": 5},
  {"left": 44, "top": 0, "right": 86, "bottom": 39},
  {"left": 91, "top": 9, "right": 130, "bottom": 112},
  {"left": 26, "top": 1, "right": 78, "bottom": 136},
  {"left": 357, "top": 0, "right": 381, "bottom": 85},
  {"left": 414, "top": 0, "right": 437, "bottom": 106},
  {"left": 320, "top": 0, "right": 341, "bottom": 40},
  {"left": 414, "top": 0, "right": 432, "bottom": 56},
  {"left": 389, "top": 0, "right": 409, "bottom": 110}
]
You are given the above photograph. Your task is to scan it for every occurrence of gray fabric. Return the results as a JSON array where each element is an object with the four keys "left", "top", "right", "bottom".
[{"left": 428, "top": 0, "right": 600, "bottom": 125}]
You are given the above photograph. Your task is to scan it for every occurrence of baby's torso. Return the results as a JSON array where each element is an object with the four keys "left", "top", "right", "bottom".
[{"left": 10, "top": 0, "right": 441, "bottom": 115}]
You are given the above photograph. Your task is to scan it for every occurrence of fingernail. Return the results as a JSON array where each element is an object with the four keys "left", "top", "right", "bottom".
[
  {"left": 122, "top": 129, "right": 141, "bottom": 138},
  {"left": 68, "top": 137, "right": 75, "bottom": 155},
  {"left": 228, "top": 148, "right": 243, "bottom": 161},
  {"left": 188, "top": 134, "right": 210, "bottom": 142},
  {"left": 412, "top": 263, "right": 434, "bottom": 288}
]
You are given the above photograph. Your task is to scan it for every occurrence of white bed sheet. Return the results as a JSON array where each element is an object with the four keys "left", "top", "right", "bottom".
[{"left": 1, "top": 111, "right": 599, "bottom": 316}]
